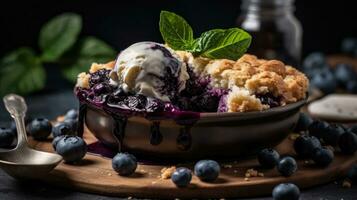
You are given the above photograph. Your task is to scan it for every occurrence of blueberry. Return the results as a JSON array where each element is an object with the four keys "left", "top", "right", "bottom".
[
  {"left": 312, "top": 147, "right": 334, "bottom": 167},
  {"left": 341, "top": 38, "right": 357, "bottom": 55},
  {"left": 27, "top": 118, "right": 52, "bottom": 140},
  {"left": 272, "top": 183, "right": 300, "bottom": 200},
  {"left": 347, "top": 164, "right": 357, "bottom": 183},
  {"left": 257, "top": 148, "right": 280, "bottom": 169},
  {"left": 93, "top": 83, "right": 112, "bottom": 95},
  {"left": 52, "top": 122, "right": 75, "bottom": 138},
  {"left": 338, "top": 131, "right": 357, "bottom": 155},
  {"left": 310, "top": 69, "right": 337, "bottom": 94},
  {"left": 112, "top": 153, "right": 137, "bottom": 176},
  {"left": 55, "top": 136, "right": 87, "bottom": 163},
  {"left": 52, "top": 135, "right": 64, "bottom": 151},
  {"left": 346, "top": 81, "right": 357, "bottom": 94},
  {"left": 320, "top": 124, "right": 344, "bottom": 146},
  {"left": 89, "top": 69, "right": 110, "bottom": 87},
  {"left": 349, "top": 125, "right": 357, "bottom": 135},
  {"left": 334, "top": 64, "right": 357, "bottom": 87},
  {"left": 303, "top": 52, "right": 326, "bottom": 70},
  {"left": 171, "top": 167, "right": 192, "bottom": 187},
  {"left": 293, "top": 112, "right": 313, "bottom": 132},
  {"left": 308, "top": 120, "right": 330, "bottom": 139},
  {"left": 10, "top": 121, "right": 17, "bottom": 136},
  {"left": 0, "top": 127, "right": 15, "bottom": 148},
  {"left": 64, "top": 109, "right": 78, "bottom": 120},
  {"left": 194, "top": 160, "right": 220, "bottom": 182},
  {"left": 64, "top": 119, "right": 78, "bottom": 132},
  {"left": 294, "top": 135, "right": 321, "bottom": 158},
  {"left": 277, "top": 156, "right": 297, "bottom": 177}
]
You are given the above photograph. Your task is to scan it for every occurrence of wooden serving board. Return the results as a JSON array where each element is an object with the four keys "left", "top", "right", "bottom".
[{"left": 29, "top": 128, "right": 357, "bottom": 199}]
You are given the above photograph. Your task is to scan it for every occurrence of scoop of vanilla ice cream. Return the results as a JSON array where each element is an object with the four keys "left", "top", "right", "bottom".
[{"left": 110, "top": 42, "right": 189, "bottom": 102}]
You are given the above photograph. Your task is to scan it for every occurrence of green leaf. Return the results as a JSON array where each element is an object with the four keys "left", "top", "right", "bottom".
[
  {"left": 39, "top": 13, "right": 82, "bottom": 62},
  {"left": 194, "top": 28, "right": 252, "bottom": 60},
  {"left": 61, "top": 36, "right": 117, "bottom": 82},
  {"left": 159, "top": 11, "right": 194, "bottom": 50},
  {"left": 0, "top": 47, "right": 45, "bottom": 96}
]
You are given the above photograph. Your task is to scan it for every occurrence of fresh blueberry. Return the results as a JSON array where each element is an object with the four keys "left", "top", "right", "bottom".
[
  {"left": 294, "top": 112, "right": 313, "bottom": 132},
  {"left": 52, "top": 135, "right": 64, "bottom": 151},
  {"left": 308, "top": 120, "right": 330, "bottom": 139},
  {"left": 338, "top": 131, "right": 357, "bottom": 155},
  {"left": 257, "top": 148, "right": 280, "bottom": 169},
  {"left": 334, "top": 64, "right": 357, "bottom": 87},
  {"left": 112, "top": 153, "right": 137, "bottom": 176},
  {"left": 0, "top": 127, "right": 15, "bottom": 148},
  {"left": 64, "top": 119, "right": 78, "bottom": 132},
  {"left": 55, "top": 136, "right": 87, "bottom": 163},
  {"left": 64, "top": 109, "right": 78, "bottom": 120},
  {"left": 310, "top": 69, "right": 337, "bottom": 94},
  {"left": 10, "top": 121, "right": 17, "bottom": 136},
  {"left": 347, "top": 164, "right": 357, "bottom": 183},
  {"left": 349, "top": 125, "right": 357, "bottom": 135},
  {"left": 341, "top": 37, "right": 357, "bottom": 55},
  {"left": 27, "top": 118, "right": 52, "bottom": 140},
  {"left": 320, "top": 124, "right": 344, "bottom": 146},
  {"left": 294, "top": 135, "right": 321, "bottom": 158},
  {"left": 277, "top": 156, "right": 297, "bottom": 177},
  {"left": 303, "top": 52, "right": 326, "bottom": 70},
  {"left": 52, "top": 122, "right": 75, "bottom": 138},
  {"left": 312, "top": 147, "right": 334, "bottom": 167},
  {"left": 171, "top": 167, "right": 192, "bottom": 187},
  {"left": 272, "top": 183, "right": 300, "bottom": 200},
  {"left": 346, "top": 81, "right": 357, "bottom": 94},
  {"left": 194, "top": 160, "right": 220, "bottom": 182}
]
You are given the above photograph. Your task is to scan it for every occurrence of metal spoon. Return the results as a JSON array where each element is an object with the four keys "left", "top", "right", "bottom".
[{"left": 0, "top": 94, "right": 62, "bottom": 179}]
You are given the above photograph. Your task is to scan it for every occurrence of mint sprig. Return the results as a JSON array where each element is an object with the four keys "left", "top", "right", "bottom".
[
  {"left": 159, "top": 11, "right": 252, "bottom": 60},
  {"left": 159, "top": 11, "right": 194, "bottom": 50}
]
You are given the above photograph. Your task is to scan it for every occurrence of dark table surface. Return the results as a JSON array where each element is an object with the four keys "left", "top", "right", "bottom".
[{"left": 0, "top": 90, "right": 356, "bottom": 200}]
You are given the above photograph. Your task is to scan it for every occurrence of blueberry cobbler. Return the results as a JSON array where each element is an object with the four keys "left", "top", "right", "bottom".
[{"left": 75, "top": 41, "right": 308, "bottom": 120}]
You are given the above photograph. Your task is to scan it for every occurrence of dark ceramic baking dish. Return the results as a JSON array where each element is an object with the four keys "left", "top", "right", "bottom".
[{"left": 81, "top": 98, "right": 306, "bottom": 160}]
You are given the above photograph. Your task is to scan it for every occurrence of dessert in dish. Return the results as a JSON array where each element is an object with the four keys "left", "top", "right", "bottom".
[{"left": 75, "top": 41, "right": 308, "bottom": 116}]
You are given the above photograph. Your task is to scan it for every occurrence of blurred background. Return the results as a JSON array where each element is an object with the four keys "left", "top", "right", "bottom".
[
  {"left": 0, "top": 0, "right": 357, "bottom": 98},
  {"left": 1, "top": 0, "right": 356, "bottom": 57}
]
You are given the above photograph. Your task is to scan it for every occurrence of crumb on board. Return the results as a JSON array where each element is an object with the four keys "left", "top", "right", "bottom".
[
  {"left": 223, "top": 164, "right": 233, "bottom": 169},
  {"left": 244, "top": 177, "right": 250, "bottom": 181},
  {"left": 56, "top": 115, "right": 65, "bottom": 122},
  {"left": 160, "top": 166, "right": 176, "bottom": 179},
  {"left": 245, "top": 168, "right": 264, "bottom": 178},
  {"left": 127, "top": 197, "right": 133, "bottom": 200},
  {"left": 289, "top": 133, "right": 300, "bottom": 140},
  {"left": 342, "top": 180, "right": 352, "bottom": 188}
]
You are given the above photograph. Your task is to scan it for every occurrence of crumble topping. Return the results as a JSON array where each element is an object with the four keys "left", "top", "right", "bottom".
[
  {"left": 89, "top": 61, "right": 115, "bottom": 73},
  {"left": 76, "top": 72, "right": 90, "bottom": 89},
  {"left": 176, "top": 53, "right": 309, "bottom": 111},
  {"left": 160, "top": 166, "right": 176, "bottom": 179}
]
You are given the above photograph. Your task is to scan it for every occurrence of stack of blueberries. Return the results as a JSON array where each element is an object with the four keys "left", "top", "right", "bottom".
[
  {"left": 0, "top": 109, "right": 87, "bottom": 164},
  {"left": 258, "top": 112, "right": 357, "bottom": 200},
  {"left": 304, "top": 38, "right": 357, "bottom": 94}
]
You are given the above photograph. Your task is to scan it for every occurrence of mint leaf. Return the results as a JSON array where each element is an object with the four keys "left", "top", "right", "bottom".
[
  {"left": 159, "top": 11, "right": 194, "bottom": 50},
  {"left": 195, "top": 28, "right": 252, "bottom": 60},
  {"left": 62, "top": 36, "right": 116, "bottom": 82},
  {"left": 39, "top": 13, "right": 82, "bottom": 62},
  {"left": 0, "top": 47, "right": 45, "bottom": 96}
]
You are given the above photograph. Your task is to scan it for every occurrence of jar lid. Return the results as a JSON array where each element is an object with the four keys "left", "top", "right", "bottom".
[{"left": 242, "top": 0, "right": 294, "bottom": 9}]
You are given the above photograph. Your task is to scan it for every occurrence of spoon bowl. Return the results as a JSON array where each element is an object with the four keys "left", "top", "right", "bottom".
[{"left": 0, "top": 94, "right": 62, "bottom": 179}]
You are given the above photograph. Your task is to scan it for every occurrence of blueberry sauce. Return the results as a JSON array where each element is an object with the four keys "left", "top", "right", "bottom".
[
  {"left": 75, "top": 68, "right": 227, "bottom": 151},
  {"left": 177, "top": 126, "right": 192, "bottom": 151},
  {"left": 149, "top": 122, "right": 162, "bottom": 145},
  {"left": 256, "top": 93, "right": 281, "bottom": 108}
]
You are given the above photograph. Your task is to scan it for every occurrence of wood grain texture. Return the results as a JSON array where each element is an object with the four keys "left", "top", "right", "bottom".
[{"left": 28, "top": 129, "right": 357, "bottom": 199}]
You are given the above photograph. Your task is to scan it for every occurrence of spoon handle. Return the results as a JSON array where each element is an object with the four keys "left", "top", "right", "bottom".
[{"left": 3, "top": 94, "right": 28, "bottom": 148}]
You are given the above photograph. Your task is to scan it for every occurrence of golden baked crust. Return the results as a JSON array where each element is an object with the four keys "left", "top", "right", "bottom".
[{"left": 177, "top": 53, "right": 309, "bottom": 112}]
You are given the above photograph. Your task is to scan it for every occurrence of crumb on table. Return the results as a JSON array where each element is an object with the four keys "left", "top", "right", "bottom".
[{"left": 160, "top": 166, "right": 176, "bottom": 179}]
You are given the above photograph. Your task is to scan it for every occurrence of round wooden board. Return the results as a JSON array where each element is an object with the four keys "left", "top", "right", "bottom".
[{"left": 29, "top": 129, "right": 357, "bottom": 199}]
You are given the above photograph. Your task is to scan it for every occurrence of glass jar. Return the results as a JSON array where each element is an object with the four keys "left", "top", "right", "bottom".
[{"left": 237, "top": 0, "right": 302, "bottom": 67}]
